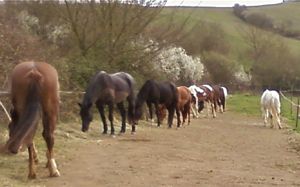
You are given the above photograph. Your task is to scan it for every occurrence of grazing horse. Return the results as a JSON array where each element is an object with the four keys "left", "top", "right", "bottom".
[
  {"left": 188, "top": 85, "right": 206, "bottom": 118},
  {"left": 198, "top": 84, "right": 217, "bottom": 118},
  {"left": 212, "top": 85, "right": 226, "bottom": 113},
  {"left": 5, "top": 61, "right": 60, "bottom": 179},
  {"left": 134, "top": 80, "right": 178, "bottom": 128},
  {"left": 79, "top": 71, "right": 136, "bottom": 135},
  {"left": 260, "top": 89, "right": 282, "bottom": 129},
  {"left": 158, "top": 86, "right": 192, "bottom": 127}
]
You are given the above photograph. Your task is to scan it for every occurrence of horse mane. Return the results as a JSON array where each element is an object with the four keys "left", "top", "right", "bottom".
[
  {"left": 82, "top": 71, "right": 111, "bottom": 107},
  {"left": 136, "top": 80, "right": 155, "bottom": 107}
]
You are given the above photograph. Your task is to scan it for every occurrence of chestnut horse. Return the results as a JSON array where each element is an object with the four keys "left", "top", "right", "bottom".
[
  {"left": 6, "top": 61, "right": 60, "bottom": 179},
  {"left": 134, "top": 80, "right": 178, "bottom": 128},
  {"left": 79, "top": 71, "right": 136, "bottom": 135},
  {"left": 158, "top": 86, "right": 192, "bottom": 127}
]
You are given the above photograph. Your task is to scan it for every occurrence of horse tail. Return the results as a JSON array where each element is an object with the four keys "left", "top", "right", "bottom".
[
  {"left": 170, "top": 83, "right": 178, "bottom": 106},
  {"left": 124, "top": 73, "right": 135, "bottom": 123},
  {"left": 7, "top": 70, "right": 42, "bottom": 154}
]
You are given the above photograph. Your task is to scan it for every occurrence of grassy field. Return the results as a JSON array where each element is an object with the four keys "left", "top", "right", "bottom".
[
  {"left": 163, "top": 2, "right": 300, "bottom": 63},
  {"left": 247, "top": 2, "right": 300, "bottom": 31}
]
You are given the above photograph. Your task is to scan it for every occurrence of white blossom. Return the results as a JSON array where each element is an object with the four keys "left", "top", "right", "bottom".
[
  {"left": 153, "top": 46, "right": 204, "bottom": 82},
  {"left": 234, "top": 65, "right": 251, "bottom": 83},
  {"left": 17, "top": 10, "right": 39, "bottom": 33}
]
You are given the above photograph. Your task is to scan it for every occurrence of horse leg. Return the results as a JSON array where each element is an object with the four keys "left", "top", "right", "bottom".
[
  {"left": 176, "top": 106, "right": 181, "bottom": 128},
  {"left": 127, "top": 94, "right": 136, "bottom": 134},
  {"left": 117, "top": 102, "right": 126, "bottom": 133},
  {"left": 96, "top": 103, "right": 108, "bottom": 134},
  {"left": 212, "top": 101, "right": 216, "bottom": 118},
  {"left": 28, "top": 143, "right": 37, "bottom": 179},
  {"left": 42, "top": 111, "right": 60, "bottom": 177},
  {"left": 147, "top": 101, "right": 154, "bottom": 124},
  {"left": 221, "top": 98, "right": 226, "bottom": 112},
  {"left": 272, "top": 108, "right": 282, "bottom": 129},
  {"left": 167, "top": 106, "right": 176, "bottom": 128},
  {"left": 108, "top": 103, "right": 115, "bottom": 135},
  {"left": 191, "top": 104, "right": 197, "bottom": 118},
  {"left": 154, "top": 102, "right": 161, "bottom": 127},
  {"left": 32, "top": 142, "right": 39, "bottom": 164},
  {"left": 206, "top": 101, "right": 210, "bottom": 117}
]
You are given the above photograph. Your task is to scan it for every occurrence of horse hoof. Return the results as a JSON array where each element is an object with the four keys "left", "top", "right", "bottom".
[
  {"left": 131, "top": 131, "right": 136, "bottom": 135},
  {"left": 111, "top": 135, "right": 116, "bottom": 138},
  {"left": 50, "top": 170, "right": 60, "bottom": 177},
  {"left": 102, "top": 131, "right": 108, "bottom": 135},
  {"left": 28, "top": 173, "right": 37, "bottom": 179}
]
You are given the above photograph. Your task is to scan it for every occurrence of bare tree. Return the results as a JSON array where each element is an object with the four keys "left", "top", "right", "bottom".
[{"left": 62, "top": 0, "right": 191, "bottom": 68}]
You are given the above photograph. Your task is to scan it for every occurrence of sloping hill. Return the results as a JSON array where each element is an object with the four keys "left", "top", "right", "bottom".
[{"left": 163, "top": 2, "right": 300, "bottom": 66}]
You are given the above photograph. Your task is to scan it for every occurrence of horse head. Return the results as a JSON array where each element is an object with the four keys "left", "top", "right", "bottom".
[{"left": 78, "top": 102, "right": 93, "bottom": 132}]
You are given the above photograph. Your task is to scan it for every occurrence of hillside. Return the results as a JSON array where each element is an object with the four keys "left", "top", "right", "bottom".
[{"left": 163, "top": 2, "right": 300, "bottom": 66}]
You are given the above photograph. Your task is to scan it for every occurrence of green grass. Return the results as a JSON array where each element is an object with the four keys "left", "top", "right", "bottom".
[
  {"left": 162, "top": 3, "right": 300, "bottom": 61},
  {"left": 227, "top": 93, "right": 261, "bottom": 116},
  {"left": 228, "top": 93, "right": 300, "bottom": 131},
  {"left": 247, "top": 2, "right": 300, "bottom": 31}
]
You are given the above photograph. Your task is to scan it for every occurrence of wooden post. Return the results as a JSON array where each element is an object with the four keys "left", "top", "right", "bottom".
[
  {"left": 296, "top": 98, "right": 299, "bottom": 129},
  {"left": 291, "top": 89, "right": 293, "bottom": 115}
]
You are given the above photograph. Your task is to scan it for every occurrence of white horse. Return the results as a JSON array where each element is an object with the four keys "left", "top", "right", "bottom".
[
  {"left": 260, "top": 89, "right": 282, "bottom": 129},
  {"left": 188, "top": 85, "right": 206, "bottom": 118}
]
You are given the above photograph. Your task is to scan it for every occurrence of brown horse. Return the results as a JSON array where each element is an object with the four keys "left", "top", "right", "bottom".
[
  {"left": 198, "top": 84, "right": 217, "bottom": 118},
  {"left": 5, "top": 61, "right": 60, "bottom": 179},
  {"left": 212, "top": 85, "right": 226, "bottom": 113},
  {"left": 158, "top": 86, "right": 192, "bottom": 127}
]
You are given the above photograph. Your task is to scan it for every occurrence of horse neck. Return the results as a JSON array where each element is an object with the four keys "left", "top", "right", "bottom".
[
  {"left": 136, "top": 86, "right": 149, "bottom": 109},
  {"left": 82, "top": 91, "right": 94, "bottom": 109}
]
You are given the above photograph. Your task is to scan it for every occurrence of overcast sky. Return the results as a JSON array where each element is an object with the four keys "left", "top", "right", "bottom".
[{"left": 165, "top": 0, "right": 283, "bottom": 7}]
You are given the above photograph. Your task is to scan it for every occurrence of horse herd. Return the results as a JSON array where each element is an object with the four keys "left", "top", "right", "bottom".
[
  {"left": 3, "top": 61, "right": 282, "bottom": 180},
  {"left": 2, "top": 61, "right": 229, "bottom": 179}
]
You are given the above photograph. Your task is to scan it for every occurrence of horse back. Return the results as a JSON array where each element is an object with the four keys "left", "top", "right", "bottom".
[
  {"left": 159, "top": 82, "right": 178, "bottom": 106},
  {"left": 11, "top": 61, "right": 59, "bottom": 110},
  {"left": 177, "top": 86, "right": 191, "bottom": 106}
]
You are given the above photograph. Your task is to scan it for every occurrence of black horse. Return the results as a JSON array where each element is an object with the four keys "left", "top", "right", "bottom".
[
  {"left": 134, "top": 80, "right": 178, "bottom": 128},
  {"left": 78, "top": 71, "right": 136, "bottom": 135}
]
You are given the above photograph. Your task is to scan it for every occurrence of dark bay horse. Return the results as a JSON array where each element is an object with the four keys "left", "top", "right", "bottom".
[
  {"left": 79, "top": 71, "right": 136, "bottom": 135},
  {"left": 134, "top": 80, "right": 178, "bottom": 128},
  {"left": 5, "top": 61, "right": 60, "bottom": 179},
  {"left": 158, "top": 86, "right": 192, "bottom": 127}
]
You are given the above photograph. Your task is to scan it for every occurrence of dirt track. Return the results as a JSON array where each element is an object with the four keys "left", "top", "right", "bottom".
[{"left": 33, "top": 111, "right": 300, "bottom": 187}]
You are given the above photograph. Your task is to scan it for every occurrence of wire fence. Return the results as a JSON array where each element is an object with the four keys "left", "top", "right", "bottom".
[
  {"left": 279, "top": 90, "right": 300, "bottom": 128},
  {"left": 0, "top": 90, "right": 85, "bottom": 124}
]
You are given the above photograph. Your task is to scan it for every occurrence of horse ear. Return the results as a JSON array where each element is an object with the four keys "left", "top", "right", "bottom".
[{"left": 78, "top": 103, "right": 82, "bottom": 108}]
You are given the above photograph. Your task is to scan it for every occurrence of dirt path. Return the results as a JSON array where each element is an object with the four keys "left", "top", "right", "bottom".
[{"left": 41, "top": 112, "right": 300, "bottom": 187}]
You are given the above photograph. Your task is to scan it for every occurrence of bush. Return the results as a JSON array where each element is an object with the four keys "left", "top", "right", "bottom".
[
  {"left": 201, "top": 51, "right": 235, "bottom": 84},
  {"left": 244, "top": 12, "right": 274, "bottom": 30}
]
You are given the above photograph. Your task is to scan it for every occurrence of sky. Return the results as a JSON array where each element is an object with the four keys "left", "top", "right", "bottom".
[{"left": 165, "top": 0, "right": 284, "bottom": 7}]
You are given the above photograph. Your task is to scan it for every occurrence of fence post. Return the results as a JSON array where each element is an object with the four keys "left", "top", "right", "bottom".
[
  {"left": 296, "top": 98, "right": 299, "bottom": 129},
  {"left": 291, "top": 89, "right": 293, "bottom": 115}
]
